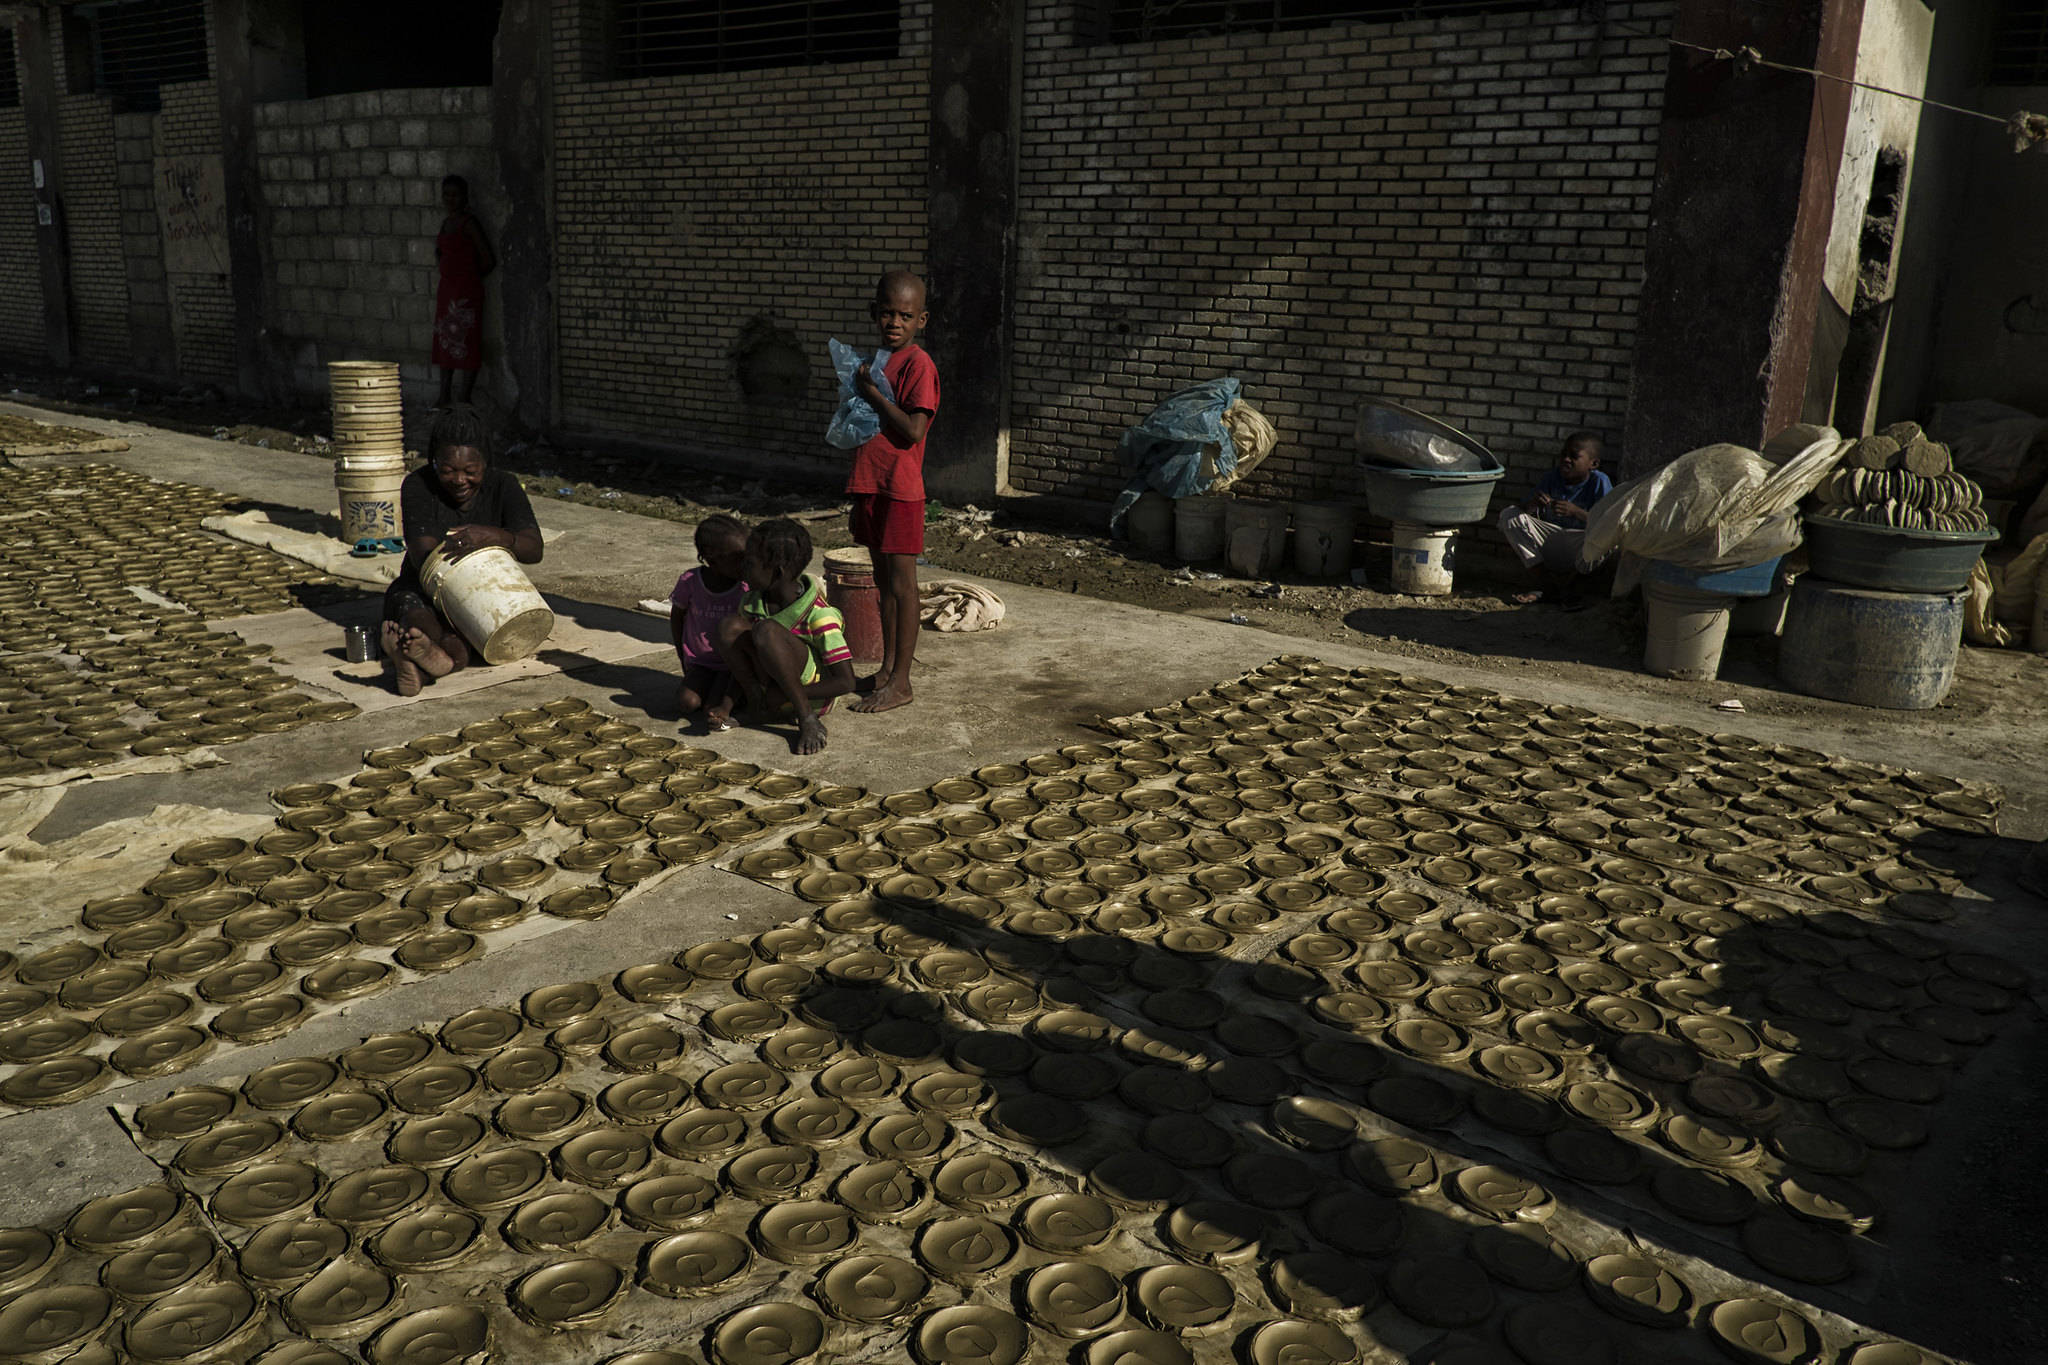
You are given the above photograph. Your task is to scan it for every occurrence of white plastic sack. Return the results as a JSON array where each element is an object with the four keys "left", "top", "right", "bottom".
[{"left": 1580, "top": 428, "right": 1852, "bottom": 592}]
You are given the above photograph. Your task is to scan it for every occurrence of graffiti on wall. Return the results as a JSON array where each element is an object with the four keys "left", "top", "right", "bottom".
[{"left": 155, "top": 154, "right": 228, "bottom": 276}]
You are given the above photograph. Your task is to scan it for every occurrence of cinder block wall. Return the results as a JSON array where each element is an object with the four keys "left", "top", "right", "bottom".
[
  {"left": 157, "top": 80, "right": 234, "bottom": 385},
  {"left": 1010, "top": 2, "right": 1673, "bottom": 508},
  {"left": 0, "top": 109, "right": 40, "bottom": 362},
  {"left": 57, "top": 93, "right": 131, "bottom": 369},
  {"left": 255, "top": 86, "right": 501, "bottom": 403},
  {"left": 548, "top": 1, "right": 932, "bottom": 479}
]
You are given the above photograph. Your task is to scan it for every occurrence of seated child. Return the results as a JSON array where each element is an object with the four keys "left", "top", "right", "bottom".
[
  {"left": 713, "top": 519, "right": 856, "bottom": 755},
  {"left": 669, "top": 514, "right": 749, "bottom": 731},
  {"left": 1498, "top": 431, "right": 1612, "bottom": 608}
]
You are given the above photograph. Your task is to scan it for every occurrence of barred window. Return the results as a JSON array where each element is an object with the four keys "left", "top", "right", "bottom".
[
  {"left": 80, "top": 0, "right": 209, "bottom": 111},
  {"left": 0, "top": 32, "right": 19, "bottom": 110},
  {"left": 615, "top": 0, "right": 898, "bottom": 78},
  {"left": 1991, "top": 0, "right": 2048, "bottom": 84},
  {"left": 1083, "top": 0, "right": 1563, "bottom": 44}
]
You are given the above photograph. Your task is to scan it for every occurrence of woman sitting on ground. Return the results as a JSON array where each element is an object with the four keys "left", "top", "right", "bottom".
[{"left": 381, "top": 405, "right": 542, "bottom": 695}]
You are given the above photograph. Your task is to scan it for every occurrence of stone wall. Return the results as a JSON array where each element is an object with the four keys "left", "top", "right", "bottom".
[
  {"left": 0, "top": 108, "right": 39, "bottom": 362},
  {"left": 1008, "top": 2, "right": 1674, "bottom": 507},
  {"left": 254, "top": 85, "right": 500, "bottom": 403},
  {"left": 547, "top": 0, "right": 932, "bottom": 478}
]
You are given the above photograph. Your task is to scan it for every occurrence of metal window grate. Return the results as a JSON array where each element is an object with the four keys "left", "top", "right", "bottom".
[
  {"left": 1084, "top": 0, "right": 1573, "bottom": 44},
  {"left": 1991, "top": 0, "right": 2048, "bottom": 84},
  {"left": 84, "top": 0, "right": 210, "bottom": 111},
  {"left": 0, "top": 32, "right": 19, "bottom": 109},
  {"left": 615, "top": 0, "right": 899, "bottom": 78}
]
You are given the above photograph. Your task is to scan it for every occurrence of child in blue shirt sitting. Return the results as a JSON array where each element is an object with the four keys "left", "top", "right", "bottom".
[{"left": 1499, "top": 431, "right": 1612, "bottom": 609}]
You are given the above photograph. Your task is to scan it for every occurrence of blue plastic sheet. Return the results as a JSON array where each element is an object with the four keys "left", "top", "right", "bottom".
[
  {"left": 1108, "top": 377, "right": 1242, "bottom": 533},
  {"left": 825, "top": 338, "right": 896, "bottom": 449}
]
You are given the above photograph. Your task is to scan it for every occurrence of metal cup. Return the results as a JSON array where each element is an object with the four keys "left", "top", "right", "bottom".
[{"left": 344, "top": 624, "right": 379, "bottom": 663}]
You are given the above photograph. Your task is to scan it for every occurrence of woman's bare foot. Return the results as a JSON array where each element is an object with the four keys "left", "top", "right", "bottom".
[
  {"left": 704, "top": 697, "right": 736, "bottom": 732},
  {"left": 793, "top": 713, "right": 828, "bottom": 755},
  {"left": 850, "top": 681, "right": 913, "bottom": 714},
  {"left": 399, "top": 627, "right": 457, "bottom": 679},
  {"left": 383, "top": 622, "right": 421, "bottom": 697},
  {"left": 855, "top": 669, "right": 892, "bottom": 696}
]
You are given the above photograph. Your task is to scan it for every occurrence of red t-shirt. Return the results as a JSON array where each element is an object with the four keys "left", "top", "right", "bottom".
[{"left": 846, "top": 344, "right": 940, "bottom": 502}]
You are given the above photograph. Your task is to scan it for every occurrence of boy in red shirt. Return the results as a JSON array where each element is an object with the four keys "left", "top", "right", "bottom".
[{"left": 845, "top": 269, "right": 939, "bottom": 715}]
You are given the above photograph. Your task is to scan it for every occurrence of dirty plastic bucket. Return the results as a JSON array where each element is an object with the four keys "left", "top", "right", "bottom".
[
  {"left": 1291, "top": 501, "right": 1355, "bottom": 579},
  {"left": 1224, "top": 499, "right": 1289, "bottom": 579},
  {"left": 336, "top": 461, "right": 405, "bottom": 544},
  {"left": 1780, "top": 576, "right": 1963, "bottom": 709},
  {"left": 419, "top": 544, "right": 554, "bottom": 664},
  {"left": 1126, "top": 492, "right": 1175, "bottom": 555},
  {"left": 823, "top": 547, "right": 884, "bottom": 665},
  {"left": 1389, "top": 520, "right": 1457, "bottom": 595},
  {"left": 1642, "top": 581, "right": 1732, "bottom": 681},
  {"left": 1174, "top": 496, "right": 1226, "bottom": 563}
]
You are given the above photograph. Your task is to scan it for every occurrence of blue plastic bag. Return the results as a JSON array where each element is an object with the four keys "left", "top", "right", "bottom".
[
  {"left": 825, "top": 338, "right": 896, "bottom": 449},
  {"left": 1108, "top": 377, "right": 1243, "bottom": 532}
]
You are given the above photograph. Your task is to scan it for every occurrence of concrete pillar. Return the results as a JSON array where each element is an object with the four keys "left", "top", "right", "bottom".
[
  {"left": 1623, "top": 0, "right": 1867, "bottom": 474},
  {"left": 492, "top": 0, "right": 554, "bottom": 432},
  {"left": 923, "top": 0, "right": 1021, "bottom": 502},
  {"left": 15, "top": 5, "right": 72, "bottom": 368}
]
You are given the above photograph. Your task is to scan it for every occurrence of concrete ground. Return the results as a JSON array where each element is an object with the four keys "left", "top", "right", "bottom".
[{"left": 1, "top": 404, "right": 2044, "bottom": 1364}]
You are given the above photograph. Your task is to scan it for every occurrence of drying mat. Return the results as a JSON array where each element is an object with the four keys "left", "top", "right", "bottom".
[
  {"left": 0, "top": 412, "right": 129, "bottom": 457},
  {"left": 0, "top": 698, "right": 870, "bottom": 1119},
  {"left": 222, "top": 594, "right": 670, "bottom": 716},
  {"left": 60, "top": 851, "right": 1963, "bottom": 1365}
]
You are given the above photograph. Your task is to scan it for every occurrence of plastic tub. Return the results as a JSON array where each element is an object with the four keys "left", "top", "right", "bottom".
[
  {"left": 1779, "top": 576, "right": 1964, "bottom": 709},
  {"left": 1644, "top": 556, "right": 1783, "bottom": 597},
  {"left": 1174, "top": 496, "right": 1226, "bottom": 563},
  {"left": 1802, "top": 516, "right": 1997, "bottom": 594},
  {"left": 1360, "top": 461, "right": 1506, "bottom": 527},
  {"left": 1389, "top": 521, "right": 1457, "bottom": 595},
  {"left": 1642, "top": 582, "right": 1732, "bottom": 681},
  {"left": 1125, "top": 492, "right": 1174, "bottom": 555},
  {"left": 1224, "top": 500, "right": 1289, "bottom": 578},
  {"left": 823, "top": 548, "right": 883, "bottom": 665},
  {"left": 1291, "top": 501, "right": 1356, "bottom": 579},
  {"left": 419, "top": 545, "right": 554, "bottom": 664}
]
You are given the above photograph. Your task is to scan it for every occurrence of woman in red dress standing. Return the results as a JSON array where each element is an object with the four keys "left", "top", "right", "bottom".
[{"left": 433, "top": 174, "right": 494, "bottom": 408}]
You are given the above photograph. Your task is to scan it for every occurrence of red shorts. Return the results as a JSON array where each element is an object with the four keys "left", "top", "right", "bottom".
[{"left": 849, "top": 494, "right": 925, "bottom": 556}]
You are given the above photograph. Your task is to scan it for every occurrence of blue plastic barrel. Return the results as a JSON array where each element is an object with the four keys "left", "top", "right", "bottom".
[{"left": 1778, "top": 576, "right": 1965, "bottom": 710}]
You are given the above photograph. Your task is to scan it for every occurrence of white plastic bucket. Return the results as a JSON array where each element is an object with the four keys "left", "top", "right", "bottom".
[
  {"left": 419, "top": 545, "right": 554, "bottom": 664},
  {"left": 335, "top": 464, "right": 405, "bottom": 543},
  {"left": 1224, "top": 499, "right": 1290, "bottom": 579},
  {"left": 1389, "top": 520, "right": 1457, "bottom": 595},
  {"left": 1126, "top": 492, "right": 1175, "bottom": 555},
  {"left": 1174, "top": 496, "right": 1227, "bottom": 563},
  {"left": 1291, "top": 501, "right": 1356, "bottom": 578},
  {"left": 1643, "top": 581, "right": 1732, "bottom": 680}
]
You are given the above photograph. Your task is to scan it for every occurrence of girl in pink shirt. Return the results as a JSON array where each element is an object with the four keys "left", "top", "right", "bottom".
[{"left": 669, "top": 515, "right": 749, "bottom": 730}]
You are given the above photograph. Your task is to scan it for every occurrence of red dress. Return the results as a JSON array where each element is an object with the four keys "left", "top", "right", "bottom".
[{"left": 433, "top": 220, "right": 484, "bottom": 371}]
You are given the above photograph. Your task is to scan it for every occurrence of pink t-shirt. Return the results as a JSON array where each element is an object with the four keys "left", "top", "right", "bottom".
[{"left": 669, "top": 568, "right": 747, "bottom": 669}]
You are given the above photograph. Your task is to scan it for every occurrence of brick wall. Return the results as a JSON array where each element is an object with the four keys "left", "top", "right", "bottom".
[
  {"left": 57, "top": 93, "right": 130, "bottom": 369},
  {"left": 0, "top": 109, "right": 39, "bottom": 362},
  {"left": 1009, "top": 2, "right": 1674, "bottom": 508},
  {"left": 156, "top": 80, "right": 233, "bottom": 384},
  {"left": 255, "top": 86, "right": 498, "bottom": 402},
  {"left": 113, "top": 110, "right": 172, "bottom": 377},
  {"left": 548, "top": 0, "right": 932, "bottom": 478}
]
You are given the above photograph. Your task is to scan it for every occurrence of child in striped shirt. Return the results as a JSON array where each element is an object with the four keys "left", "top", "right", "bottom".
[{"left": 713, "top": 519, "right": 855, "bottom": 755}]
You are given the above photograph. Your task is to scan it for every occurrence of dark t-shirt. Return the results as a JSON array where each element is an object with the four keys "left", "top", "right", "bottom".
[{"left": 389, "top": 466, "right": 540, "bottom": 600}]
